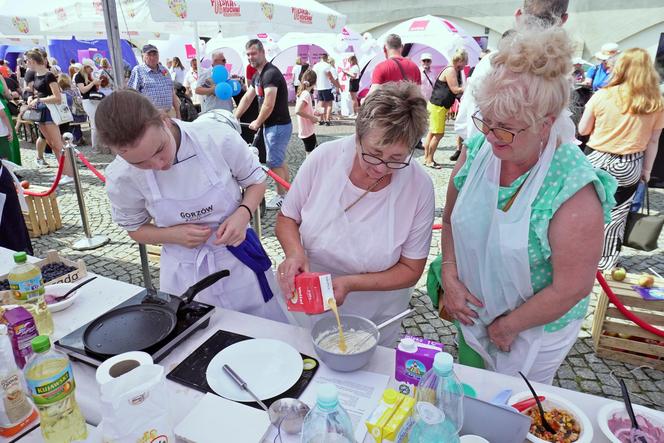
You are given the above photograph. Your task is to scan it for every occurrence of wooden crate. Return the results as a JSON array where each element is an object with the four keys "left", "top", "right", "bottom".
[
  {"left": 591, "top": 272, "right": 664, "bottom": 370},
  {"left": 0, "top": 250, "right": 87, "bottom": 287},
  {"left": 22, "top": 186, "right": 62, "bottom": 238},
  {"left": 146, "top": 244, "right": 162, "bottom": 264}
]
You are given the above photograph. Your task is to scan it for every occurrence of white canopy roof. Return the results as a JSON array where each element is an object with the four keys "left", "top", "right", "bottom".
[
  {"left": 378, "top": 15, "right": 482, "bottom": 66},
  {"left": 147, "top": 0, "right": 346, "bottom": 37}
]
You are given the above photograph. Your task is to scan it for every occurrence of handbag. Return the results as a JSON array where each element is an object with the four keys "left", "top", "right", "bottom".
[
  {"left": 22, "top": 102, "right": 46, "bottom": 122},
  {"left": 623, "top": 182, "right": 664, "bottom": 251},
  {"left": 6, "top": 100, "right": 19, "bottom": 117},
  {"left": 45, "top": 95, "right": 74, "bottom": 125}
]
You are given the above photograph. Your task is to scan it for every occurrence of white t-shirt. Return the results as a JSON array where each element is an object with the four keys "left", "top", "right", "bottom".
[
  {"left": 183, "top": 69, "right": 201, "bottom": 105},
  {"left": 454, "top": 54, "right": 493, "bottom": 139},
  {"left": 170, "top": 66, "right": 186, "bottom": 85},
  {"left": 347, "top": 65, "right": 360, "bottom": 79},
  {"left": 105, "top": 119, "right": 265, "bottom": 232},
  {"left": 0, "top": 101, "right": 7, "bottom": 137},
  {"left": 313, "top": 61, "right": 333, "bottom": 90},
  {"left": 281, "top": 136, "right": 435, "bottom": 261},
  {"left": 292, "top": 64, "right": 302, "bottom": 87}
]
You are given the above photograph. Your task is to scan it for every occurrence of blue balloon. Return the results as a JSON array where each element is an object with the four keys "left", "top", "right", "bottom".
[
  {"left": 215, "top": 82, "right": 232, "bottom": 100},
  {"left": 212, "top": 65, "right": 229, "bottom": 84},
  {"left": 228, "top": 79, "right": 242, "bottom": 96}
]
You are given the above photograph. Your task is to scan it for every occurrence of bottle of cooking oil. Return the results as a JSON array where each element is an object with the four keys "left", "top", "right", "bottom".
[
  {"left": 24, "top": 336, "right": 87, "bottom": 443},
  {"left": 0, "top": 325, "right": 38, "bottom": 438},
  {"left": 8, "top": 252, "right": 54, "bottom": 336}
]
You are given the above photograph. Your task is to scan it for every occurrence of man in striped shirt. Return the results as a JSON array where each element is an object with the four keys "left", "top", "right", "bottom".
[{"left": 128, "top": 45, "right": 180, "bottom": 118}]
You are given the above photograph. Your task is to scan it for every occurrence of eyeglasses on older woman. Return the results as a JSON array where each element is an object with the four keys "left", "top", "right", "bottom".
[
  {"left": 472, "top": 112, "right": 542, "bottom": 144},
  {"left": 358, "top": 139, "right": 414, "bottom": 169}
]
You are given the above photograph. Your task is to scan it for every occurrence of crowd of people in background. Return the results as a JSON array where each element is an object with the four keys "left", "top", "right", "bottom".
[{"left": 0, "top": 48, "right": 121, "bottom": 177}]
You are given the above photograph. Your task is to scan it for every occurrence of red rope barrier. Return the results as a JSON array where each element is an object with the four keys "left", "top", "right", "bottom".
[
  {"left": 595, "top": 271, "right": 664, "bottom": 338},
  {"left": 263, "top": 166, "right": 291, "bottom": 191},
  {"left": 23, "top": 155, "right": 65, "bottom": 197},
  {"left": 77, "top": 152, "right": 106, "bottom": 183}
]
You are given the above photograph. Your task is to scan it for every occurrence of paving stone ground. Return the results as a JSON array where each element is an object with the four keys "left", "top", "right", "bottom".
[{"left": 12, "top": 112, "right": 663, "bottom": 410}]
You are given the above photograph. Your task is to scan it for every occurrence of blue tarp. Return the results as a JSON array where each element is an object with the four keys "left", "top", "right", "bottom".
[{"left": 0, "top": 37, "right": 138, "bottom": 71}]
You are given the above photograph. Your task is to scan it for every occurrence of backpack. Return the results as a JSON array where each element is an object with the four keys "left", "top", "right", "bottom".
[{"left": 179, "top": 95, "right": 198, "bottom": 122}]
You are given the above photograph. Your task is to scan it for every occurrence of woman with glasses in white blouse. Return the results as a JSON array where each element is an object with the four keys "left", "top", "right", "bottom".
[{"left": 275, "top": 82, "right": 435, "bottom": 345}]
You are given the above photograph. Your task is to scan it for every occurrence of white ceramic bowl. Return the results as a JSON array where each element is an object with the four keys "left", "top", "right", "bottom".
[
  {"left": 597, "top": 401, "right": 664, "bottom": 443},
  {"left": 43, "top": 283, "right": 81, "bottom": 312},
  {"left": 509, "top": 391, "right": 593, "bottom": 443}
]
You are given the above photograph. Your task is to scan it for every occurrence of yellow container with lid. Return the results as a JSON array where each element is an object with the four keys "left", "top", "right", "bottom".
[
  {"left": 366, "top": 388, "right": 403, "bottom": 442},
  {"left": 383, "top": 394, "right": 416, "bottom": 443}
]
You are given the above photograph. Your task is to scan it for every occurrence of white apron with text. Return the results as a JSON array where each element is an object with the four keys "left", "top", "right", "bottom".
[{"left": 144, "top": 130, "right": 287, "bottom": 322}]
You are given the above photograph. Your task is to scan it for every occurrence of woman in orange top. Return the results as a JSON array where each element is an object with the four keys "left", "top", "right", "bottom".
[{"left": 579, "top": 48, "right": 664, "bottom": 270}]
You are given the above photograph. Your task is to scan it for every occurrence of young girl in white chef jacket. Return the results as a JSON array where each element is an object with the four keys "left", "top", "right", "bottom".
[{"left": 97, "top": 89, "right": 288, "bottom": 322}]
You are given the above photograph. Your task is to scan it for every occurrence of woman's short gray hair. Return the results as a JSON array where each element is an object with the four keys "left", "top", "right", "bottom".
[{"left": 356, "top": 82, "right": 428, "bottom": 148}]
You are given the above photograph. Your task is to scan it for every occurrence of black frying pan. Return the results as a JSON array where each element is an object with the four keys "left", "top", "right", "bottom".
[{"left": 83, "top": 270, "right": 230, "bottom": 357}]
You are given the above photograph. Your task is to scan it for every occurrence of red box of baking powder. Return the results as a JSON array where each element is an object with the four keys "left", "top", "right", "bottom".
[{"left": 287, "top": 272, "right": 334, "bottom": 314}]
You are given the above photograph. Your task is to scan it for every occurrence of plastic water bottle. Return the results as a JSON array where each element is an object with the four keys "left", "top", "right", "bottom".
[
  {"left": 414, "top": 352, "right": 464, "bottom": 434},
  {"left": 409, "top": 402, "right": 459, "bottom": 443},
  {"left": 301, "top": 383, "right": 354, "bottom": 443},
  {"left": 24, "top": 336, "right": 87, "bottom": 442},
  {"left": 8, "top": 252, "right": 54, "bottom": 336}
]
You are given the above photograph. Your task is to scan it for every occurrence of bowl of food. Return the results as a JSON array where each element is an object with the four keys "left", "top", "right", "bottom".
[
  {"left": 44, "top": 283, "right": 81, "bottom": 312},
  {"left": 509, "top": 391, "right": 593, "bottom": 443},
  {"left": 598, "top": 401, "right": 664, "bottom": 443},
  {"left": 311, "top": 314, "right": 379, "bottom": 372}
]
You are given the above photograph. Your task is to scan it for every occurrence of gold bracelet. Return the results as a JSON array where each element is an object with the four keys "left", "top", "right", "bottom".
[{"left": 441, "top": 260, "right": 457, "bottom": 266}]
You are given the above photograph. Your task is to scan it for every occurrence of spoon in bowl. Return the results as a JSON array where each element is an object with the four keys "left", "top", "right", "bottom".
[
  {"left": 327, "top": 298, "right": 347, "bottom": 353},
  {"left": 50, "top": 276, "right": 98, "bottom": 302},
  {"left": 518, "top": 371, "right": 557, "bottom": 434},
  {"left": 619, "top": 378, "right": 648, "bottom": 443}
]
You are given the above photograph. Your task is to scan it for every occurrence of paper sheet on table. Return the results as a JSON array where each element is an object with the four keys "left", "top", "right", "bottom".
[{"left": 262, "top": 366, "right": 390, "bottom": 443}]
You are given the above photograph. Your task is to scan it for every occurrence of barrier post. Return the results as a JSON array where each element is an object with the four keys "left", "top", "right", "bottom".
[
  {"left": 64, "top": 133, "right": 110, "bottom": 250},
  {"left": 138, "top": 244, "right": 155, "bottom": 290},
  {"left": 252, "top": 206, "right": 262, "bottom": 239}
]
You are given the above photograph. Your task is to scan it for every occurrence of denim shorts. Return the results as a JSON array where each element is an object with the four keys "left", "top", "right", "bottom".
[
  {"left": 264, "top": 122, "right": 292, "bottom": 168},
  {"left": 317, "top": 89, "right": 334, "bottom": 102}
]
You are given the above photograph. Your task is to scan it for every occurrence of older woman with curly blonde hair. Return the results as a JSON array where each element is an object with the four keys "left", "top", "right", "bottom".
[
  {"left": 579, "top": 48, "right": 664, "bottom": 270},
  {"left": 439, "top": 22, "right": 617, "bottom": 383}
]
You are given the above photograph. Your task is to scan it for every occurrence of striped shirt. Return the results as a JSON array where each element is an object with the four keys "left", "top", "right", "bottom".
[{"left": 128, "top": 63, "right": 173, "bottom": 111}]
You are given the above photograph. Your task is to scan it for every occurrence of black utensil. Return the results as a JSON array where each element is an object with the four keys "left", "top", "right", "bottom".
[
  {"left": 618, "top": 378, "right": 647, "bottom": 442},
  {"left": 51, "top": 276, "right": 98, "bottom": 302},
  {"left": 518, "top": 371, "right": 556, "bottom": 434}
]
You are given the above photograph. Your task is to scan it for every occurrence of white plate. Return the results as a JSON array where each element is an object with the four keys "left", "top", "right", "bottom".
[
  {"left": 597, "top": 401, "right": 664, "bottom": 443},
  {"left": 44, "top": 283, "right": 81, "bottom": 312},
  {"left": 206, "top": 339, "right": 303, "bottom": 402},
  {"left": 509, "top": 391, "right": 593, "bottom": 443}
]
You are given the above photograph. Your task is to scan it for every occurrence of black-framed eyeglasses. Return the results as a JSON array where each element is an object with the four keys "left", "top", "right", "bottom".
[
  {"left": 472, "top": 112, "right": 533, "bottom": 144},
  {"left": 359, "top": 140, "right": 414, "bottom": 169},
  {"left": 422, "top": 59, "right": 432, "bottom": 63}
]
